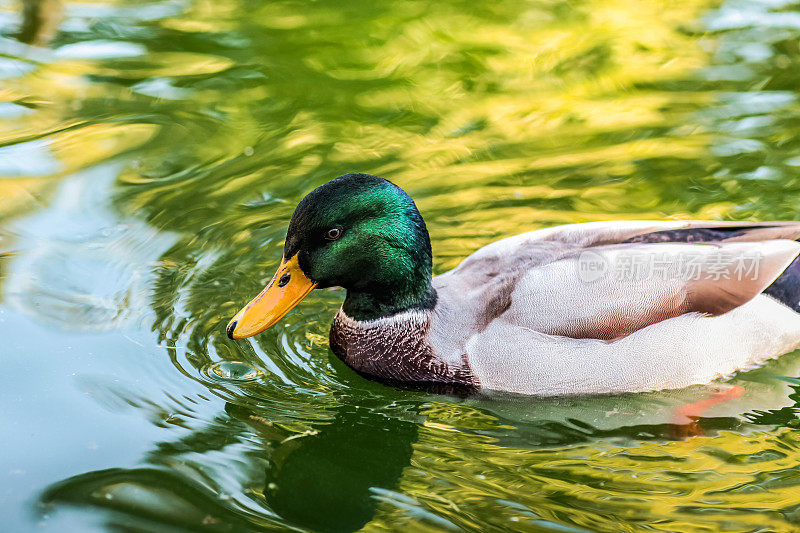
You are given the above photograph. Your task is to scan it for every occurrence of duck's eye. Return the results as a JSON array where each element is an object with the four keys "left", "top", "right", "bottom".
[{"left": 325, "top": 228, "right": 342, "bottom": 241}]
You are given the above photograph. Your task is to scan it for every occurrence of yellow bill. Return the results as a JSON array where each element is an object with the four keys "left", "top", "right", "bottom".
[{"left": 227, "top": 254, "right": 317, "bottom": 339}]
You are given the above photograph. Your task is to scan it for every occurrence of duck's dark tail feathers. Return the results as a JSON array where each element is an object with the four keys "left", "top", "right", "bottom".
[{"left": 764, "top": 253, "right": 800, "bottom": 312}]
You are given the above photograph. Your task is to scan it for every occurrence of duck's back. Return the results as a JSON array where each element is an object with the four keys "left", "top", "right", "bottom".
[{"left": 430, "top": 220, "right": 800, "bottom": 395}]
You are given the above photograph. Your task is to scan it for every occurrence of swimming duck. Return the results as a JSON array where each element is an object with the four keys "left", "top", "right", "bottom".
[{"left": 227, "top": 173, "right": 800, "bottom": 395}]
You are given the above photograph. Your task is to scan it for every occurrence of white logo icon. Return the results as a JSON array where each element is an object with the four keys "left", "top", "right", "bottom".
[{"left": 577, "top": 251, "right": 609, "bottom": 282}]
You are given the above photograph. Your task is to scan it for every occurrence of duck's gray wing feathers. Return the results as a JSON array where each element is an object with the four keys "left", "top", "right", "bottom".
[
  {"left": 434, "top": 225, "right": 800, "bottom": 341},
  {"left": 500, "top": 240, "right": 800, "bottom": 340},
  {"left": 434, "top": 220, "right": 800, "bottom": 318}
]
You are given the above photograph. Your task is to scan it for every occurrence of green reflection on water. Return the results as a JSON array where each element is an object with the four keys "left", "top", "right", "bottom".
[{"left": 2, "top": 0, "right": 800, "bottom": 531}]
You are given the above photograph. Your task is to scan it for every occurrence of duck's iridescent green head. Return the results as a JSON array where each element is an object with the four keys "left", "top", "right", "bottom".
[{"left": 227, "top": 173, "right": 436, "bottom": 339}]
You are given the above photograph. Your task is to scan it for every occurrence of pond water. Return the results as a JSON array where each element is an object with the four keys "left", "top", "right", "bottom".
[{"left": 2, "top": 0, "right": 800, "bottom": 531}]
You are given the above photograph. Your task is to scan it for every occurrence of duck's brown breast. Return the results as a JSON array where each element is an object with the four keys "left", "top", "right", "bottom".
[{"left": 329, "top": 310, "right": 477, "bottom": 388}]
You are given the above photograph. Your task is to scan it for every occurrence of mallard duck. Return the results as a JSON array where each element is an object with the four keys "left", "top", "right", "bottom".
[{"left": 227, "top": 173, "right": 800, "bottom": 395}]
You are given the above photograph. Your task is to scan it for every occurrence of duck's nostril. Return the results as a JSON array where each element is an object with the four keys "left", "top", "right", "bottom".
[
  {"left": 226, "top": 320, "right": 238, "bottom": 339},
  {"left": 278, "top": 272, "right": 291, "bottom": 287}
]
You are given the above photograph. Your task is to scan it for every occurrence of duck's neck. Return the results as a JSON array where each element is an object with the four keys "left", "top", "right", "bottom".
[{"left": 342, "top": 280, "right": 437, "bottom": 322}]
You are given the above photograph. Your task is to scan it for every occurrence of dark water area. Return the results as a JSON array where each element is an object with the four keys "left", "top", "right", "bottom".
[{"left": 2, "top": 0, "right": 800, "bottom": 531}]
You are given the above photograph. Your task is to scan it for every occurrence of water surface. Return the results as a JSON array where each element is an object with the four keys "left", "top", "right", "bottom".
[{"left": 2, "top": 0, "right": 800, "bottom": 531}]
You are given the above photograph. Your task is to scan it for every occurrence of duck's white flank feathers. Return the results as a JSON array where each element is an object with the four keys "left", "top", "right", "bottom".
[{"left": 465, "top": 294, "right": 800, "bottom": 396}]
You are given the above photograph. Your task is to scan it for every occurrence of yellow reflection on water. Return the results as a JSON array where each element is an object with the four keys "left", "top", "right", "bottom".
[{"left": 370, "top": 425, "right": 800, "bottom": 531}]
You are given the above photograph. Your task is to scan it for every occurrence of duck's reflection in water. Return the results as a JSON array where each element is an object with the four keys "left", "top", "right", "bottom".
[
  {"left": 39, "top": 401, "right": 419, "bottom": 532},
  {"left": 249, "top": 403, "right": 418, "bottom": 532}
]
